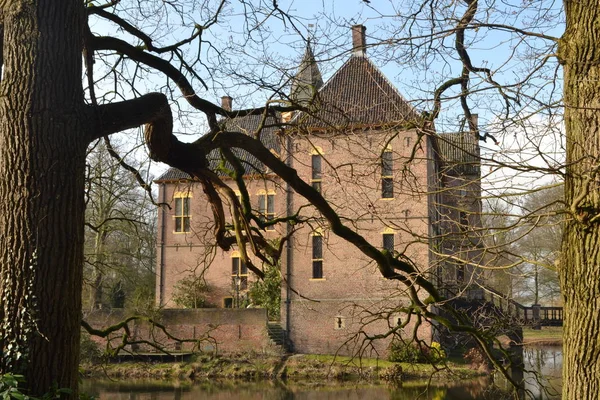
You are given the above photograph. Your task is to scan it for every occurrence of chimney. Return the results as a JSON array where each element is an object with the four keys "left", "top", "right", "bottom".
[
  {"left": 351, "top": 25, "right": 366, "bottom": 56},
  {"left": 221, "top": 95, "right": 233, "bottom": 111}
]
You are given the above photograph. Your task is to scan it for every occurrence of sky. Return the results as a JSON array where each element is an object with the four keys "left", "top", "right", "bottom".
[{"left": 91, "top": 0, "right": 566, "bottom": 194}]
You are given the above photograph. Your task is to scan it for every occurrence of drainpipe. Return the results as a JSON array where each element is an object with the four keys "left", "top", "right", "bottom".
[
  {"left": 285, "top": 135, "right": 294, "bottom": 338},
  {"left": 158, "top": 182, "right": 167, "bottom": 306}
]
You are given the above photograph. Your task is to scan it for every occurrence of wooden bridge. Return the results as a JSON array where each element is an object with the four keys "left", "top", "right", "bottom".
[{"left": 478, "top": 286, "right": 563, "bottom": 328}]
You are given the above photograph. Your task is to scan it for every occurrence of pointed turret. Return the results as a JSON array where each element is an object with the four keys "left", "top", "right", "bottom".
[{"left": 290, "top": 39, "right": 323, "bottom": 104}]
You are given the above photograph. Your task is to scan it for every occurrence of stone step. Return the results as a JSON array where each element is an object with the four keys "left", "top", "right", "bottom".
[{"left": 267, "top": 323, "right": 288, "bottom": 349}]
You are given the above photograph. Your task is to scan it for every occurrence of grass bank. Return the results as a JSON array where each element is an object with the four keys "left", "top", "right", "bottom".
[
  {"left": 81, "top": 353, "right": 482, "bottom": 384},
  {"left": 522, "top": 326, "right": 562, "bottom": 346}
]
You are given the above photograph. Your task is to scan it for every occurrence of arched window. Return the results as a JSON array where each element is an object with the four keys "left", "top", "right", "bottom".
[
  {"left": 310, "top": 147, "right": 324, "bottom": 193},
  {"left": 312, "top": 231, "right": 324, "bottom": 279},
  {"left": 231, "top": 251, "right": 248, "bottom": 290},
  {"left": 382, "top": 227, "right": 395, "bottom": 252},
  {"left": 381, "top": 146, "right": 394, "bottom": 198}
]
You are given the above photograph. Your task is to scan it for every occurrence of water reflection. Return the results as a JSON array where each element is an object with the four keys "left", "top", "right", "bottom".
[
  {"left": 79, "top": 380, "right": 515, "bottom": 400},
  {"left": 81, "top": 346, "right": 562, "bottom": 400},
  {"left": 522, "top": 345, "right": 562, "bottom": 399}
]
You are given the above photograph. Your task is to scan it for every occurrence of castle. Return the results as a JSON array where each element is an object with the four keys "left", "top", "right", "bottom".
[{"left": 154, "top": 25, "right": 483, "bottom": 356}]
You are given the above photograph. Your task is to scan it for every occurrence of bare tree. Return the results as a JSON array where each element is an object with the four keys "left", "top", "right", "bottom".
[
  {"left": 0, "top": 1, "right": 595, "bottom": 398},
  {"left": 84, "top": 140, "right": 156, "bottom": 311}
]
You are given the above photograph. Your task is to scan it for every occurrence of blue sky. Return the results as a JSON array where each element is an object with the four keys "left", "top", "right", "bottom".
[{"left": 90, "top": 1, "right": 566, "bottom": 183}]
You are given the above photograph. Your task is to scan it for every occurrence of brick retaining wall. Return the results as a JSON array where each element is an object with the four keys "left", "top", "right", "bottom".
[{"left": 83, "top": 308, "right": 272, "bottom": 355}]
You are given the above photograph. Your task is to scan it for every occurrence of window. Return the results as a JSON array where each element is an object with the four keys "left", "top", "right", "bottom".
[
  {"left": 258, "top": 191, "right": 276, "bottom": 230},
  {"left": 381, "top": 149, "right": 393, "bottom": 198},
  {"left": 223, "top": 297, "right": 234, "bottom": 308},
  {"left": 234, "top": 190, "right": 242, "bottom": 204},
  {"left": 334, "top": 316, "right": 346, "bottom": 330},
  {"left": 311, "top": 154, "right": 322, "bottom": 193},
  {"left": 174, "top": 194, "right": 191, "bottom": 232},
  {"left": 312, "top": 234, "right": 323, "bottom": 279},
  {"left": 459, "top": 211, "right": 468, "bottom": 232},
  {"left": 383, "top": 233, "right": 395, "bottom": 252},
  {"left": 231, "top": 254, "right": 248, "bottom": 290},
  {"left": 456, "top": 263, "right": 465, "bottom": 283}
]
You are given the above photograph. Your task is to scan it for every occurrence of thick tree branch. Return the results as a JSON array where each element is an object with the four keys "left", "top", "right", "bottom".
[
  {"left": 89, "top": 93, "right": 209, "bottom": 173},
  {"left": 205, "top": 131, "right": 440, "bottom": 304},
  {"left": 90, "top": 35, "right": 302, "bottom": 130}
]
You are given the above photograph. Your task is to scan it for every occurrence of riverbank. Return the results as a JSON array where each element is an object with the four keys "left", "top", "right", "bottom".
[
  {"left": 522, "top": 326, "right": 562, "bottom": 346},
  {"left": 81, "top": 353, "right": 483, "bottom": 383}
]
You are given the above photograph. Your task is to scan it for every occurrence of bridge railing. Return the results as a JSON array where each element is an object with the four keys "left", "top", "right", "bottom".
[
  {"left": 481, "top": 285, "right": 563, "bottom": 327},
  {"left": 439, "top": 284, "right": 563, "bottom": 327}
]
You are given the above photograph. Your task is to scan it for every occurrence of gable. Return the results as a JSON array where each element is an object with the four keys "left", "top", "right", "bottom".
[{"left": 298, "top": 56, "right": 418, "bottom": 129}]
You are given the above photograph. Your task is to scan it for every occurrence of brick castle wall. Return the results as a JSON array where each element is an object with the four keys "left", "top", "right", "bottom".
[{"left": 84, "top": 308, "right": 272, "bottom": 355}]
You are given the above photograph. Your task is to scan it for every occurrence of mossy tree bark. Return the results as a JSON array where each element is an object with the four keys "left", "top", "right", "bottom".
[
  {"left": 559, "top": 2, "right": 600, "bottom": 398},
  {"left": 0, "top": 1, "right": 172, "bottom": 396},
  {"left": 0, "top": 0, "right": 87, "bottom": 395}
]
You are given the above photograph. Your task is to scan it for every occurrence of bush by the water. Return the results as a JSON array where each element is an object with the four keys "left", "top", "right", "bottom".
[
  {"left": 80, "top": 332, "right": 103, "bottom": 363},
  {"left": 388, "top": 341, "right": 446, "bottom": 364}
]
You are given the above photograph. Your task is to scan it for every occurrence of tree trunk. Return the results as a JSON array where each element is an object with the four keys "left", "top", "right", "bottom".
[
  {"left": 560, "top": 2, "right": 600, "bottom": 398},
  {"left": 0, "top": 0, "right": 87, "bottom": 395}
]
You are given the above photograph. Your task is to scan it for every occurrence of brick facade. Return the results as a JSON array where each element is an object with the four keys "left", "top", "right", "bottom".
[{"left": 153, "top": 25, "right": 484, "bottom": 357}]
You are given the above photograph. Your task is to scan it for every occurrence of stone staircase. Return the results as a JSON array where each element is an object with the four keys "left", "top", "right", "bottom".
[{"left": 267, "top": 322, "right": 289, "bottom": 352}]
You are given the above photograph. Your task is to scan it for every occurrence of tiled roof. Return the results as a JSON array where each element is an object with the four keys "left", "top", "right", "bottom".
[
  {"left": 298, "top": 56, "right": 417, "bottom": 129},
  {"left": 157, "top": 51, "right": 420, "bottom": 182},
  {"left": 155, "top": 113, "right": 281, "bottom": 182},
  {"left": 435, "top": 132, "right": 480, "bottom": 175},
  {"left": 156, "top": 168, "right": 192, "bottom": 181}
]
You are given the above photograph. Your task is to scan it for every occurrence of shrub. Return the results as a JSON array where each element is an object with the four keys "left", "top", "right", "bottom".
[
  {"left": 80, "top": 332, "right": 102, "bottom": 364},
  {"left": 389, "top": 341, "right": 423, "bottom": 363},
  {"left": 388, "top": 341, "right": 446, "bottom": 364},
  {"left": 464, "top": 347, "right": 487, "bottom": 369},
  {"left": 172, "top": 275, "right": 212, "bottom": 308},
  {"left": 426, "top": 341, "right": 447, "bottom": 363},
  {"left": 248, "top": 263, "right": 281, "bottom": 320}
]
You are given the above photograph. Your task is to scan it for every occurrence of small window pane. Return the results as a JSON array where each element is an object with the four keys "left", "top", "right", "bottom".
[
  {"left": 383, "top": 234, "right": 394, "bottom": 252},
  {"left": 382, "top": 178, "right": 393, "bottom": 198},
  {"left": 312, "top": 181, "right": 322, "bottom": 193},
  {"left": 240, "top": 259, "right": 248, "bottom": 275},
  {"left": 312, "top": 260, "right": 323, "bottom": 279},
  {"left": 175, "top": 218, "right": 182, "bottom": 232},
  {"left": 312, "top": 235, "right": 323, "bottom": 259},
  {"left": 232, "top": 257, "right": 239, "bottom": 275},
  {"left": 258, "top": 195, "right": 266, "bottom": 222},
  {"left": 183, "top": 198, "right": 190, "bottom": 214},
  {"left": 459, "top": 212, "right": 468, "bottom": 231},
  {"left": 312, "top": 155, "right": 322, "bottom": 180},
  {"left": 267, "top": 194, "right": 275, "bottom": 214},
  {"left": 175, "top": 198, "right": 182, "bottom": 215},
  {"left": 456, "top": 264, "right": 465, "bottom": 282},
  {"left": 183, "top": 217, "right": 190, "bottom": 232},
  {"left": 382, "top": 151, "right": 393, "bottom": 177}
]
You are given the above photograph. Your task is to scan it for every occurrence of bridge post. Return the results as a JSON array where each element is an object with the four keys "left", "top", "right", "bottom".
[{"left": 532, "top": 304, "right": 541, "bottom": 330}]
